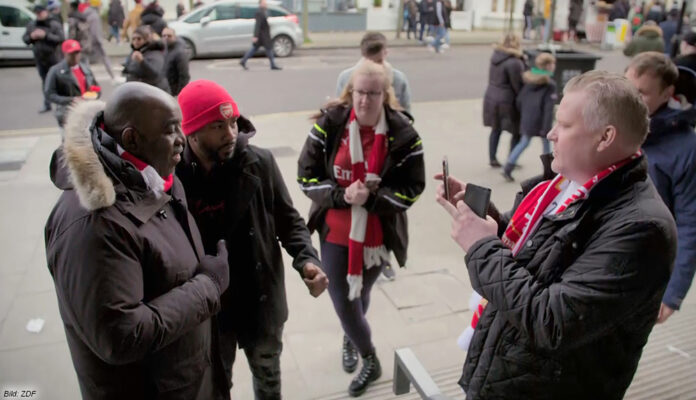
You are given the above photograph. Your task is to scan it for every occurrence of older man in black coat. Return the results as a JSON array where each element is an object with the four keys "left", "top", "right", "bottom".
[
  {"left": 239, "top": 0, "right": 281, "bottom": 70},
  {"left": 23, "top": 5, "right": 64, "bottom": 113}
]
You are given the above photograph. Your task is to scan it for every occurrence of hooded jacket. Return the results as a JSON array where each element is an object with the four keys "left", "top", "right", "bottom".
[
  {"left": 643, "top": 103, "right": 696, "bottom": 310},
  {"left": 176, "top": 116, "right": 320, "bottom": 347},
  {"left": 44, "top": 101, "right": 229, "bottom": 400},
  {"left": 140, "top": 3, "right": 167, "bottom": 35},
  {"left": 459, "top": 155, "right": 676, "bottom": 399},
  {"left": 297, "top": 104, "right": 425, "bottom": 267},
  {"left": 164, "top": 38, "right": 191, "bottom": 96},
  {"left": 483, "top": 46, "right": 525, "bottom": 134},
  {"left": 624, "top": 24, "right": 665, "bottom": 56},
  {"left": 123, "top": 40, "right": 171, "bottom": 93},
  {"left": 516, "top": 70, "right": 557, "bottom": 137},
  {"left": 44, "top": 60, "right": 99, "bottom": 126},
  {"left": 22, "top": 17, "right": 64, "bottom": 65}
]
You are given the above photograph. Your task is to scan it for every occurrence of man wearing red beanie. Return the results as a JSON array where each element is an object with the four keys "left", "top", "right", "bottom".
[{"left": 176, "top": 80, "right": 329, "bottom": 399}]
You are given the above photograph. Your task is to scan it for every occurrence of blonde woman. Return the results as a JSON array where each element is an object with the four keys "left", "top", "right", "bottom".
[{"left": 297, "top": 60, "right": 425, "bottom": 397}]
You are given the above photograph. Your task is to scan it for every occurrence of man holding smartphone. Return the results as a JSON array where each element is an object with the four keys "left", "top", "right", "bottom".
[{"left": 436, "top": 71, "right": 677, "bottom": 399}]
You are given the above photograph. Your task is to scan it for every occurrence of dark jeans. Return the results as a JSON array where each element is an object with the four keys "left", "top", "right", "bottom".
[
  {"left": 419, "top": 21, "right": 431, "bottom": 41},
  {"left": 407, "top": 16, "right": 417, "bottom": 39},
  {"left": 240, "top": 43, "right": 277, "bottom": 68},
  {"left": 489, "top": 128, "right": 521, "bottom": 162},
  {"left": 219, "top": 328, "right": 283, "bottom": 400},
  {"left": 320, "top": 240, "right": 385, "bottom": 356},
  {"left": 36, "top": 61, "right": 54, "bottom": 108}
]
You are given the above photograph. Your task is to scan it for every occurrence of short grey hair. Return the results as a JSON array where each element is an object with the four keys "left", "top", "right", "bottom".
[{"left": 564, "top": 70, "right": 650, "bottom": 146}]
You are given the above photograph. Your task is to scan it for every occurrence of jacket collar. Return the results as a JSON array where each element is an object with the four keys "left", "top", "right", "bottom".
[{"left": 645, "top": 102, "right": 696, "bottom": 145}]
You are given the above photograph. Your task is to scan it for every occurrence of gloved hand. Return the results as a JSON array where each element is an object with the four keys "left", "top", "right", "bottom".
[{"left": 196, "top": 240, "right": 229, "bottom": 294}]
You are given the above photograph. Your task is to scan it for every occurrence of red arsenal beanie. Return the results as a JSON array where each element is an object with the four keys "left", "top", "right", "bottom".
[{"left": 178, "top": 80, "right": 240, "bottom": 136}]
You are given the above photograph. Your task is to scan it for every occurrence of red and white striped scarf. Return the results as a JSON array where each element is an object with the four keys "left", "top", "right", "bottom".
[
  {"left": 346, "top": 108, "right": 389, "bottom": 300},
  {"left": 117, "top": 144, "right": 174, "bottom": 195},
  {"left": 459, "top": 151, "right": 642, "bottom": 350}
]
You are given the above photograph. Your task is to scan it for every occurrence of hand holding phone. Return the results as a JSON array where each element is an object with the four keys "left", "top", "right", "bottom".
[{"left": 442, "top": 156, "right": 450, "bottom": 202}]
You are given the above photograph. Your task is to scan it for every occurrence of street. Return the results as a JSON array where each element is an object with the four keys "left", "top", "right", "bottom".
[{"left": 1, "top": 44, "right": 695, "bottom": 400}]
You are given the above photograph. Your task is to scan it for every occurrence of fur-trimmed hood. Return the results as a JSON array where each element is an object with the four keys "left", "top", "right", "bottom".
[
  {"left": 523, "top": 70, "right": 553, "bottom": 85},
  {"left": 54, "top": 100, "right": 116, "bottom": 211},
  {"left": 492, "top": 44, "right": 524, "bottom": 64},
  {"left": 636, "top": 24, "right": 663, "bottom": 38}
]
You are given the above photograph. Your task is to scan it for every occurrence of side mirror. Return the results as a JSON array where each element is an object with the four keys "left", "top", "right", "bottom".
[{"left": 201, "top": 16, "right": 211, "bottom": 26}]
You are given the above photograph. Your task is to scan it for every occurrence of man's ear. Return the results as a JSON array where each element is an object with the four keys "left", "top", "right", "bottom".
[
  {"left": 597, "top": 125, "right": 617, "bottom": 153},
  {"left": 121, "top": 127, "right": 139, "bottom": 153}
]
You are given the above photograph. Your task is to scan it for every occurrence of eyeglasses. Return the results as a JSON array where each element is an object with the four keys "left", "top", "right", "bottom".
[{"left": 351, "top": 89, "right": 383, "bottom": 98}]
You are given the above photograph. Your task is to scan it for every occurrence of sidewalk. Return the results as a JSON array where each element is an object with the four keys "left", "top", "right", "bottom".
[
  {"left": 1, "top": 99, "right": 694, "bottom": 399},
  {"left": 103, "top": 29, "right": 507, "bottom": 57}
]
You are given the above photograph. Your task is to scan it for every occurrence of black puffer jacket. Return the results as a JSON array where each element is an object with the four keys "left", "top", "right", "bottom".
[
  {"left": 516, "top": 70, "right": 557, "bottom": 137},
  {"left": 123, "top": 40, "right": 171, "bottom": 93},
  {"left": 459, "top": 156, "right": 677, "bottom": 399},
  {"left": 297, "top": 105, "right": 425, "bottom": 267},
  {"left": 176, "top": 116, "right": 321, "bottom": 347},
  {"left": 482, "top": 45, "right": 525, "bottom": 135},
  {"left": 253, "top": 7, "right": 272, "bottom": 48},
  {"left": 164, "top": 39, "right": 191, "bottom": 96},
  {"left": 44, "top": 100, "right": 229, "bottom": 400},
  {"left": 22, "top": 18, "right": 64, "bottom": 65},
  {"left": 140, "top": 4, "right": 167, "bottom": 35}
]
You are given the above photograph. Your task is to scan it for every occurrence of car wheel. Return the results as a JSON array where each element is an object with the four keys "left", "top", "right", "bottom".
[
  {"left": 273, "top": 35, "right": 294, "bottom": 58},
  {"left": 182, "top": 38, "right": 196, "bottom": 60}
]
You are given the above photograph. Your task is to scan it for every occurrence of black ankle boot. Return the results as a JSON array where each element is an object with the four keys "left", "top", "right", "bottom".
[
  {"left": 348, "top": 352, "right": 382, "bottom": 397},
  {"left": 342, "top": 335, "right": 358, "bottom": 373}
]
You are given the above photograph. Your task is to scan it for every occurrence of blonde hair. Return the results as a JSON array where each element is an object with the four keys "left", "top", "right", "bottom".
[
  {"left": 500, "top": 33, "right": 521, "bottom": 50},
  {"left": 314, "top": 60, "right": 401, "bottom": 119},
  {"left": 535, "top": 53, "right": 556, "bottom": 70},
  {"left": 564, "top": 70, "right": 649, "bottom": 147}
]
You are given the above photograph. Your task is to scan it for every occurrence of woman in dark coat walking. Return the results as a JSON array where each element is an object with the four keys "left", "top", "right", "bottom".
[
  {"left": 123, "top": 26, "right": 170, "bottom": 93},
  {"left": 482, "top": 33, "right": 525, "bottom": 167}
]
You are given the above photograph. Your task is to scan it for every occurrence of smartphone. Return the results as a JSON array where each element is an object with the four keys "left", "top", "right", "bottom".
[
  {"left": 442, "top": 156, "right": 450, "bottom": 202},
  {"left": 463, "top": 183, "right": 492, "bottom": 219}
]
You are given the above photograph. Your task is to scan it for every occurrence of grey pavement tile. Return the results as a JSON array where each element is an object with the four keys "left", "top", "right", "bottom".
[
  {"left": 0, "top": 291, "right": 65, "bottom": 351},
  {"left": 425, "top": 271, "right": 471, "bottom": 313},
  {"left": 0, "top": 340, "right": 80, "bottom": 400},
  {"left": 0, "top": 240, "right": 38, "bottom": 277},
  {"left": 399, "top": 302, "right": 453, "bottom": 323},
  {"left": 17, "top": 246, "right": 54, "bottom": 295},
  {"left": 380, "top": 274, "right": 439, "bottom": 309},
  {"left": 0, "top": 273, "right": 23, "bottom": 329},
  {"left": 407, "top": 337, "right": 468, "bottom": 373}
]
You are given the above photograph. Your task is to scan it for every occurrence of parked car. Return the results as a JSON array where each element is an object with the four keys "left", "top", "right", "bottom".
[
  {"left": 168, "top": 0, "right": 302, "bottom": 59},
  {"left": 0, "top": 0, "right": 35, "bottom": 62}
]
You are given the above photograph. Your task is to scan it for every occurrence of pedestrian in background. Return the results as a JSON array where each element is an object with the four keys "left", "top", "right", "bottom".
[
  {"left": 140, "top": 0, "right": 167, "bottom": 36},
  {"left": 568, "top": 0, "right": 583, "bottom": 41},
  {"left": 108, "top": 0, "right": 126, "bottom": 44},
  {"left": 68, "top": 1, "right": 91, "bottom": 54},
  {"left": 336, "top": 32, "right": 412, "bottom": 114},
  {"left": 405, "top": 0, "right": 418, "bottom": 40},
  {"left": 419, "top": 0, "right": 435, "bottom": 42},
  {"left": 45, "top": 40, "right": 100, "bottom": 129},
  {"left": 483, "top": 33, "right": 524, "bottom": 168},
  {"left": 624, "top": 21, "right": 665, "bottom": 57},
  {"left": 123, "top": 0, "right": 144, "bottom": 41},
  {"left": 625, "top": 52, "right": 696, "bottom": 325},
  {"left": 299, "top": 60, "right": 425, "bottom": 398},
  {"left": 502, "top": 52, "right": 556, "bottom": 182},
  {"left": 123, "top": 25, "right": 170, "bottom": 92},
  {"left": 239, "top": 0, "right": 281, "bottom": 70},
  {"left": 645, "top": 0, "right": 666, "bottom": 23},
  {"left": 523, "top": 0, "right": 534, "bottom": 39},
  {"left": 23, "top": 4, "right": 64, "bottom": 114},
  {"left": 47, "top": 0, "right": 63, "bottom": 25},
  {"left": 177, "top": 1, "right": 186, "bottom": 18},
  {"left": 162, "top": 27, "right": 190, "bottom": 96},
  {"left": 659, "top": 8, "right": 680, "bottom": 55},
  {"left": 45, "top": 82, "right": 231, "bottom": 400},
  {"left": 84, "top": 0, "right": 115, "bottom": 80},
  {"left": 437, "top": 70, "right": 676, "bottom": 399},
  {"left": 675, "top": 32, "right": 696, "bottom": 71},
  {"left": 176, "top": 79, "right": 328, "bottom": 400}
]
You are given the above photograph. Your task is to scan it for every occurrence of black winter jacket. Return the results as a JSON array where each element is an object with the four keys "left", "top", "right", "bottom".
[
  {"left": 164, "top": 39, "right": 191, "bottom": 96},
  {"left": 123, "top": 40, "right": 171, "bottom": 93},
  {"left": 516, "top": 70, "right": 557, "bottom": 137},
  {"left": 459, "top": 156, "right": 677, "bottom": 399},
  {"left": 297, "top": 105, "right": 425, "bottom": 267},
  {"left": 44, "top": 100, "right": 229, "bottom": 400},
  {"left": 483, "top": 46, "right": 525, "bottom": 134},
  {"left": 253, "top": 7, "right": 272, "bottom": 48},
  {"left": 44, "top": 60, "right": 100, "bottom": 127},
  {"left": 22, "top": 18, "right": 63, "bottom": 65},
  {"left": 176, "top": 116, "right": 320, "bottom": 347},
  {"left": 140, "top": 4, "right": 167, "bottom": 35}
]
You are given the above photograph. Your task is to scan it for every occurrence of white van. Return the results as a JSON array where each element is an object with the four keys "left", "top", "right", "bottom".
[{"left": 0, "top": 0, "right": 35, "bottom": 61}]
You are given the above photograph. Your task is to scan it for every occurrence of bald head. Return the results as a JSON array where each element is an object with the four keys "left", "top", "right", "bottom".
[{"left": 103, "top": 82, "right": 185, "bottom": 176}]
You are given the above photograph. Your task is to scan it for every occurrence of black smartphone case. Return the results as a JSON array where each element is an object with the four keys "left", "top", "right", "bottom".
[{"left": 463, "top": 184, "right": 491, "bottom": 218}]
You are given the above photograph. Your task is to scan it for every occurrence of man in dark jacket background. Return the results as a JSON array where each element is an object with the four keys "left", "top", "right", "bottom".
[
  {"left": 45, "top": 40, "right": 100, "bottom": 129},
  {"left": 176, "top": 80, "right": 329, "bottom": 399},
  {"left": 162, "top": 27, "right": 191, "bottom": 96},
  {"left": 140, "top": 0, "right": 167, "bottom": 35},
  {"left": 23, "top": 4, "right": 64, "bottom": 113},
  {"left": 45, "top": 82, "right": 231, "bottom": 400},
  {"left": 239, "top": 0, "right": 281, "bottom": 70},
  {"left": 626, "top": 52, "right": 696, "bottom": 324},
  {"left": 108, "top": 0, "right": 126, "bottom": 43},
  {"left": 437, "top": 70, "right": 677, "bottom": 399}
]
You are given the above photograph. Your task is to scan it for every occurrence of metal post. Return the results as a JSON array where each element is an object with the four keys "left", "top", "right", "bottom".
[
  {"left": 671, "top": 0, "right": 689, "bottom": 58},
  {"left": 302, "top": 0, "right": 309, "bottom": 42},
  {"left": 544, "top": 0, "right": 556, "bottom": 44},
  {"left": 396, "top": 0, "right": 404, "bottom": 38}
]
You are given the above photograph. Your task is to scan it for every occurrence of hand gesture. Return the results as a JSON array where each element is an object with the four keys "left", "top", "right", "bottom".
[
  {"left": 344, "top": 180, "right": 370, "bottom": 206},
  {"left": 31, "top": 29, "right": 46, "bottom": 40},
  {"left": 436, "top": 181, "right": 498, "bottom": 253},
  {"left": 131, "top": 51, "right": 143, "bottom": 63},
  {"left": 302, "top": 263, "right": 329, "bottom": 298},
  {"left": 434, "top": 172, "right": 466, "bottom": 206}
]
